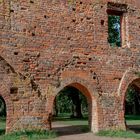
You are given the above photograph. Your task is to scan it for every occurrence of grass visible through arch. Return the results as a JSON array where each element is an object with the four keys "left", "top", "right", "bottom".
[
  {"left": 125, "top": 115, "right": 140, "bottom": 125},
  {"left": 0, "top": 117, "right": 6, "bottom": 135},
  {"left": 53, "top": 114, "right": 88, "bottom": 126}
]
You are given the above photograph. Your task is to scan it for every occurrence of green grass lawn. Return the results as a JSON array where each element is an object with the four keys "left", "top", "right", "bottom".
[
  {"left": 126, "top": 115, "right": 140, "bottom": 125},
  {"left": 1, "top": 115, "right": 140, "bottom": 139},
  {"left": 0, "top": 130, "right": 56, "bottom": 140},
  {"left": 53, "top": 113, "right": 88, "bottom": 126},
  {"left": 54, "top": 114, "right": 140, "bottom": 128},
  {"left": 0, "top": 117, "right": 6, "bottom": 135},
  {"left": 97, "top": 130, "right": 140, "bottom": 139},
  {"left": 97, "top": 115, "right": 140, "bottom": 139},
  {"left": 54, "top": 117, "right": 88, "bottom": 126}
]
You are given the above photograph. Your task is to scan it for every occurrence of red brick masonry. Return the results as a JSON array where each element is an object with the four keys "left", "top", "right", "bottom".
[{"left": 0, "top": 0, "right": 140, "bottom": 133}]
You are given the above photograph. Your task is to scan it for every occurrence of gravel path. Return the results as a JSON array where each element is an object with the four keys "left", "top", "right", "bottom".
[{"left": 50, "top": 122, "right": 134, "bottom": 140}]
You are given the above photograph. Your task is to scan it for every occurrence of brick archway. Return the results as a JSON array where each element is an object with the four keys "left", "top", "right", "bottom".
[
  {"left": 117, "top": 68, "right": 140, "bottom": 130},
  {"left": 50, "top": 77, "right": 99, "bottom": 133},
  {"left": 118, "top": 68, "right": 140, "bottom": 101},
  {"left": 0, "top": 84, "right": 14, "bottom": 133}
]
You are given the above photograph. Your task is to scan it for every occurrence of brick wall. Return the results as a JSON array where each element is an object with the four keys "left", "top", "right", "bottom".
[{"left": 0, "top": 0, "right": 140, "bottom": 133}]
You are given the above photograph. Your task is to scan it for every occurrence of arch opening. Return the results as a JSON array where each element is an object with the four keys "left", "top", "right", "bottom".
[
  {"left": 0, "top": 96, "right": 6, "bottom": 136},
  {"left": 124, "top": 78, "right": 140, "bottom": 133},
  {"left": 51, "top": 82, "right": 96, "bottom": 135}
]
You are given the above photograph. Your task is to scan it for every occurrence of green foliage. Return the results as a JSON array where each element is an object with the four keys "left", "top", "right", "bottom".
[
  {"left": 126, "top": 115, "right": 140, "bottom": 120},
  {"left": 0, "top": 98, "right": 6, "bottom": 117},
  {"left": 96, "top": 130, "right": 140, "bottom": 139},
  {"left": 55, "top": 87, "right": 88, "bottom": 115},
  {"left": 56, "top": 93, "right": 72, "bottom": 113},
  {"left": 125, "top": 87, "right": 140, "bottom": 115},
  {"left": 108, "top": 15, "right": 121, "bottom": 47},
  {"left": 126, "top": 88, "right": 136, "bottom": 105},
  {"left": 0, "top": 130, "right": 57, "bottom": 140}
]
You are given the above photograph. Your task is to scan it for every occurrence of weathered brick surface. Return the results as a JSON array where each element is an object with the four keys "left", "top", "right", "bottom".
[{"left": 0, "top": 0, "right": 140, "bottom": 133}]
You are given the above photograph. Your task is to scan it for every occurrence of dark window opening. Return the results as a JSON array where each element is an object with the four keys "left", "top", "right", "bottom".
[
  {"left": 107, "top": 2, "right": 127, "bottom": 47},
  {"left": 108, "top": 13, "right": 122, "bottom": 47}
]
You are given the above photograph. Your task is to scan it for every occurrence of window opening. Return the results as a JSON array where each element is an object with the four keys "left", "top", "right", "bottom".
[
  {"left": 108, "top": 13, "right": 121, "bottom": 47},
  {"left": 107, "top": 2, "right": 127, "bottom": 47}
]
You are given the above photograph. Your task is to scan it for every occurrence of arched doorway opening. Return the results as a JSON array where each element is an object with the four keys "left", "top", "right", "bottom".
[
  {"left": 124, "top": 78, "right": 140, "bottom": 133},
  {"left": 54, "top": 86, "right": 88, "bottom": 119},
  {"left": 52, "top": 82, "right": 95, "bottom": 135},
  {"left": 0, "top": 96, "right": 6, "bottom": 136}
]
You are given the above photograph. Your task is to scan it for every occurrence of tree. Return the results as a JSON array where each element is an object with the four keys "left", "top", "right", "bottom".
[
  {"left": 67, "top": 87, "right": 83, "bottom": 118},
  {"left": 125, "top": 86, "right": 140, "bottom": 115},
  {"left": 0, "top": 97, "right": 6, "bottom": 117},
  {"left": 108, "top": 15, "right": 121, "bottom": 47},
  {"left": 55, "top": 87, "right": 88, "bottom": 118}
]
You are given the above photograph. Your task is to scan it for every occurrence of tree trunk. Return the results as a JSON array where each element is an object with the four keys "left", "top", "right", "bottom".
[
  {"left": 70, "top": 92, "right": 83, "bottom": 118},
  {"left": 133, "top": 102, "right": 136, "bottom": 115},
  {"left": 75, "top": 99, "right": 83, "bottom": 118}
]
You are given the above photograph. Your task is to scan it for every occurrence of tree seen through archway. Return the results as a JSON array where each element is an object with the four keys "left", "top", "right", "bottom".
[
  {"left": 125, "top": 85, "right": 140, "bottom": 133},
  {"left": 0, "top": 96, "right": 6, "bottom": 135},
  {"left": 54, "top": 86, "right": 88, "bottom": 119},
  {"left": 52, "top": 86, "right": 89, "bottom": 135}
]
